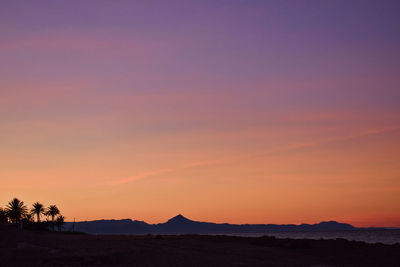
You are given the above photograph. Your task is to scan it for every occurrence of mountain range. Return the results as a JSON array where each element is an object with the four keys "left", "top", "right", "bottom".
[{"left": 64, "top": 214, "right": 358, "bottom": 234}]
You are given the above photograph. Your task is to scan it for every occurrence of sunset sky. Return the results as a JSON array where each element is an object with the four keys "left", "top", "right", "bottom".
[{"left": 1, "top": 1, "right": 399, "bottom": 227}]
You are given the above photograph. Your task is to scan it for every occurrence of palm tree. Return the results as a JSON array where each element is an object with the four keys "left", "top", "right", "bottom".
[
  {"left": 4, "top": 198, "right": 27, "bottom": 224},
  {"left": 31, "top": 202, "right": 45, "bottom": 223},
  {"left": 55, "top": 215, "right": 65, "bottom": 232},
  {"left": 46, "top": 205, "right": 60, "bottom": 222},
  {"left": 46, "top": 205, "right": 60, "bottom": 230}
]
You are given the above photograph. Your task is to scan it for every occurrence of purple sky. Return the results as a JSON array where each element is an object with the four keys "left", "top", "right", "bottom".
[{"left": 1, "top": 1, "right": 400, "bottom": 226}]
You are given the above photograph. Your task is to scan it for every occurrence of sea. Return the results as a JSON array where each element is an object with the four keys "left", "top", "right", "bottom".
[{"left": 221, "top": 230, "right": 400, "bottom": 245}]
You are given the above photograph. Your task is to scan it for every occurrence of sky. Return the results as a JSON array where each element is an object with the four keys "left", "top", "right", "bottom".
[{"left": 0, "top": 0, "right": 399, "bottom": 227}]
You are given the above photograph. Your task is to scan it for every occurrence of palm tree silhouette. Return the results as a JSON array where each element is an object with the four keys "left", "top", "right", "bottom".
[
  {"left": 46, "top": 205, "right": 60, "bottom": 230},
  {"left": 55, "top": 215, "right": 65, "bottom": 232},
  {"left": 4, "top": 198, "right": 27, "bottom": 224},
  {"left": 31, "top": 202, "right": 45, "bottom": 223}
]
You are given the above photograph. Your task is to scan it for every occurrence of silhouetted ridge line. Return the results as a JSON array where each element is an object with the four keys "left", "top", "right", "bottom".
[
  {"left": 64, "top": 215, "right": 358, "bottom": 235},
  {"left": 166, "top": 214, "right": 192, "bottom": 223}
]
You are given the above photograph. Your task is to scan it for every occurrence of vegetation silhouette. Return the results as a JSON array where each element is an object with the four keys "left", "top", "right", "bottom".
[
  {"left": 0, "top": 208, "right": 7, "bottom": 223},
  {"left": 23, "top": 213, "right": 34, "bottom": 223},
  {"left": 46, "top": 204, "right": 60, "bottom": 231},
  {"left": 55, "top": 215, "right": 65, "bottom": 231},
  {"left": 4, "top": 198, "right": 27, "bottom": 225},
  {"left": 0, "top": 197, "right": 65, "bottom": 232},
  {"left": 31, "top": 202, "right": 45, "bottom": 223}
]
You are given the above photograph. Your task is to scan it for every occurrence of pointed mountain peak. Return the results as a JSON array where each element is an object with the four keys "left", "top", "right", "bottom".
[{"left": 167, "top": 214, "right": 192, "bottom": 223}]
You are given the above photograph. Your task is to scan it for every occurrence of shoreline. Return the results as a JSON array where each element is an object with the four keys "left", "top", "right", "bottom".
[{"left": 1, "top": 225, "right": 399, "bottom": 266}]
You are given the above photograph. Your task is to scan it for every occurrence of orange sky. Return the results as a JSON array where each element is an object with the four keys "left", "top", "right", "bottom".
[{"left": 1, "top": 1, "right": 400, "bottom": 227}]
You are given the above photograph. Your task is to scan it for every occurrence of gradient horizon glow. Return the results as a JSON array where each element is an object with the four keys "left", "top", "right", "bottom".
[{"left": 1, "top": 1, "right": 399, "bottom": 227}]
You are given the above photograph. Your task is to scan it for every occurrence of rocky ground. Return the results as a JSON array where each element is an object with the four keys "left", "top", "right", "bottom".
[{"left": 0, "top": 224, "right": 399, "bottom": 266}]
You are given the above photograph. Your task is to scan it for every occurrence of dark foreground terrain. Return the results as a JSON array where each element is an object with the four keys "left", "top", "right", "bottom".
[{"left": 0, "top": 225, "right": 399, "bottom": 267}]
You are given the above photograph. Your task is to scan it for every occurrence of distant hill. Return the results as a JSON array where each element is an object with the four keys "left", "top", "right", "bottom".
[{"left": 64, "top": 214, "right": 357, "bottom": 234}]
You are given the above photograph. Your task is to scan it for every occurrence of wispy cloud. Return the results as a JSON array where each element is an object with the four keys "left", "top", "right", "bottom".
[
  {"left": 261, "top": 125, "right": 400, "bottom": 156},
  {"left": 182, "top": 125, "right": 400, "bottom": 167},
  {"left": 107, "top": 126, "right": 400, "bottom": 185},
  {"left": 108, "top": 168, "right": 173, "bottom": 185}
]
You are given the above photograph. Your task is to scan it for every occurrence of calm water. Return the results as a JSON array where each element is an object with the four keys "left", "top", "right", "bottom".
[{"left": 222, "top": 230, "right": 400, "bottom": 245}]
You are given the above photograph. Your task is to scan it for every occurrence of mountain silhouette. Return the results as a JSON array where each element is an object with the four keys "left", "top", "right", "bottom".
[
  {"left": 166, "top": 214, "right": 192, "bottom": 224},
  {"left": 65, "top": 215, "right": 357, "bottom": 235}
]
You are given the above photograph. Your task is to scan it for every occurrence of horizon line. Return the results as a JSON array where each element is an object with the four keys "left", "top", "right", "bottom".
[{"left": 65, "top": 214, "right": 400, "bottom": 229}]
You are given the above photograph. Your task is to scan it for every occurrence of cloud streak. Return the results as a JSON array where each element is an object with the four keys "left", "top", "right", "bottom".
[
  {"left": 108, "top": 126, "right": 400, "bottom": 185},
  {"left": 108, "top": 168, "right": 174, "bottom": 185}
]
